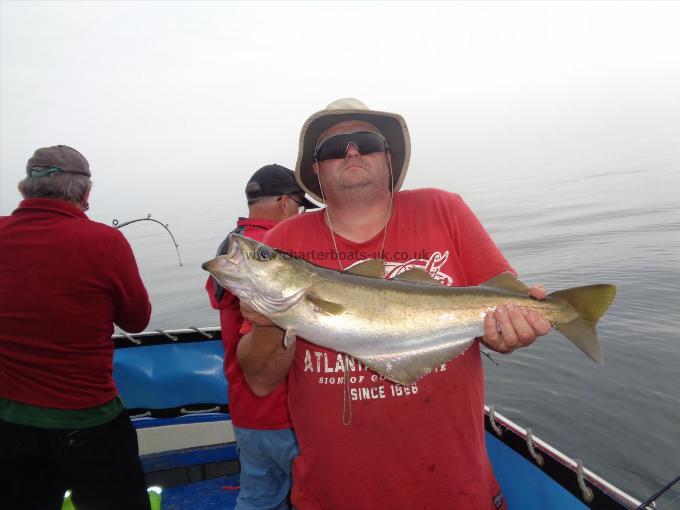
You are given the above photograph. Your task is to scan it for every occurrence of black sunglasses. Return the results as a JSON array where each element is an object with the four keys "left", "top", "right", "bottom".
[
  {"left": 278, "top": 194, "right": 306, "bottom": 213},
  {"left": 313, "top": 131, "right": 390, "bottom": 162}
]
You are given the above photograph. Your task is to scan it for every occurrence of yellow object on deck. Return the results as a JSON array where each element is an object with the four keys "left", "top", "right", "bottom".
[{"left": 60, "top": 487, "right": 162, "bottom": 510}]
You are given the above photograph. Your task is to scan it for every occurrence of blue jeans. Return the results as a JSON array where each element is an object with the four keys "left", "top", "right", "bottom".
[{"left": 233, "top": 426, "right": 299, "bottom": 510}]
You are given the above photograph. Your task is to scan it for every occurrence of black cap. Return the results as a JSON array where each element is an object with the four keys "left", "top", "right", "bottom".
[{"left": 245, "top": 164, "right": 318, "bottom": 209}]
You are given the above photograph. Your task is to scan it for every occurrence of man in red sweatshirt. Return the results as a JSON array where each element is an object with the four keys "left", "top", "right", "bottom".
[
  {"left": 0, "top": 145, "right": 152, "bottom": 510},
  {"left": 206, "top": 164, "right": 316, "bottom": 510}
]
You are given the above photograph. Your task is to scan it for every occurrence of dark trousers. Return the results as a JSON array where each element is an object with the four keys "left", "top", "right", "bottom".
[{"left": 0, "top": 412, "right": 151, "bottom": 510}]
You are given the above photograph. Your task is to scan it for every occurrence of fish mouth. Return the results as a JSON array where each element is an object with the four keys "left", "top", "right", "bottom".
[
  {"left": 201, "top": 235, "right": 246, "bottom": 277},
  {"left": 201, "top": 257, "right": 240, "bottom": 281}
]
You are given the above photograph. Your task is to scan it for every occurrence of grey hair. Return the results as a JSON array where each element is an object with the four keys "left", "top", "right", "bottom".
[
  {"left": 247, "top": 195, "right": 280, "bottom": 206},
  {"left": 18, "top": 171, "right": 91, "bottom": 203}
]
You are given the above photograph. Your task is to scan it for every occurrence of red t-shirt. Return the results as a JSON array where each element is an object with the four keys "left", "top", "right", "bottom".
[
  {"left": 0, "top": 199, "right": 151, "bottom": 409},
  {"left": 263, "top": 189, "right": 511, "bottom": 510},
  {"left": 205, "top": 217, "right": 292, "bottom": 429}
]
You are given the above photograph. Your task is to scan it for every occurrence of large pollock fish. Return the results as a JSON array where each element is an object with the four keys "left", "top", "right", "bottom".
[{"left": 202, "top": 234, "right": 617, "bottom": 385}]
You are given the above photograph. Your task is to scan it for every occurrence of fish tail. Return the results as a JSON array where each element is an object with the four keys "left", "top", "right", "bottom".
[{"left": 548, "top": 284, "right": 617, "bottom": 364}]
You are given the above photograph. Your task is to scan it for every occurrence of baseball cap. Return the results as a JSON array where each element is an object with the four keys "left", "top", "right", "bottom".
[
  {"left": 26, "top": 145, "right": 91, "bottom": 177},
  {"left": 246, "top": 164, "right": 318, "bottom": 209}
]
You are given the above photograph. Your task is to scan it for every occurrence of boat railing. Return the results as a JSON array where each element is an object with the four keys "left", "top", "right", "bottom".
[{"left": 486, "top": 405, "right": 646, "bottom": 509}]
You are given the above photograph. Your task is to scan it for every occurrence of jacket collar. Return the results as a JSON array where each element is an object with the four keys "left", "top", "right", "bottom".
[
  {"left": 236, "top": 217, "right": 277, "bottom": 230},
  {"left": 14, "top": 198, "right": 87, "bottom": 219}
]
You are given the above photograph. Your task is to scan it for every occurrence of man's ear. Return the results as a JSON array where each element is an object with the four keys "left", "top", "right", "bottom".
[
  {"left": 80, "top": 183, "right": 92, "bottom": 211},
  {"left": 312, "top": 160, "right": 319, "bottom": 176}
]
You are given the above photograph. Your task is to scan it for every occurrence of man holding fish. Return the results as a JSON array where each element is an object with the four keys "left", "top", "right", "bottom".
[{"left": 213, "top": 99, "right": 610, "bottom": 509}]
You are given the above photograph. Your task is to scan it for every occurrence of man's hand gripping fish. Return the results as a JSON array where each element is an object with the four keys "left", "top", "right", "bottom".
[{"left": 202, "top": 234, "right": 617, "bottom": 385}]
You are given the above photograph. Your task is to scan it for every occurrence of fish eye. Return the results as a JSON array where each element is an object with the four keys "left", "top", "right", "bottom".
[{"left": 256, "top": 246, "right": 274, "bottom": 261}]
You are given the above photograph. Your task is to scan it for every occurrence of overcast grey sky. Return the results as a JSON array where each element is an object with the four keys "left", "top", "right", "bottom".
[{"left": 2, "top": 0, "right": 679, "bottom": 223}]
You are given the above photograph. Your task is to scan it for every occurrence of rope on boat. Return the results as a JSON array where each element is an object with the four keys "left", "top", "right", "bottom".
[
  {"left": 574, "top": 459, "right": 594, "bottom": 503},
  {"left": 180, "top": 406, "right": 221, "bottom": 415},
  {"left": 489, "top": 408, "right": 596, "bottom": 498},
  {"left": 129, "top": 410, "right": 152, "bottom": 419},
  {"left": 487, "top": 406, "right": 503, "bottom": 437},
  {"left": 189, "top": 327, "right": 214, "bottom": 339},
  {"left": 489, "top": 410, "right": 596, "bottom": 504},
  {"left": 636, "top": 474, "right": 680, "bottom": 510},
  {"left": 117, "top": 327, "right": 218, "bottom": 346},
  {"left": 112, "top": 214, "right": 183, "bottom": 267},
  {"left": 155, "top": 329, "right": 178, "bottom": 341},
  {"left": 122, "top": 331, "right": 142, "bottom": 345},
  {"left": 525, "top": 428, "right": 544, "bottom": 466}
]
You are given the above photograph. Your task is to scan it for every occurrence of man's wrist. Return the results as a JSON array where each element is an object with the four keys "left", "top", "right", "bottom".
[{"left": 253, "top": 323, "right": 278, "bottom": 329}]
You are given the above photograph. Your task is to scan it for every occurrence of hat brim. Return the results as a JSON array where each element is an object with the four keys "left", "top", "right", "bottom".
[
  {"left": 300, "top": 196, "right": 319, "bottom": 209},
  {"left": 295, "top": 108, "right": 411, "bottom": 203}
]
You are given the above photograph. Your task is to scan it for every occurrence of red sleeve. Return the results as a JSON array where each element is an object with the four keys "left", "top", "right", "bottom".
[
  {"left": 108, "top": 231, "right": 152, "bottom": 333},
  {"left": 205, "top": 276, "right": 239, "bottom": 310}
]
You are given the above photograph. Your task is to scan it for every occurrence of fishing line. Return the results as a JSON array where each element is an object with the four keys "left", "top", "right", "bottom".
[
  {"left": 112, "top": 214, "right": 183, "bottom": 267},
  {"left": 480, "top": 349, "right": 499, "bottom": 366}
]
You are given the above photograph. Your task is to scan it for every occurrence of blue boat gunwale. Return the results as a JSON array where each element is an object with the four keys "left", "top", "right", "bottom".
[{"left": 484, "top": 407, "right": 642, "bottom": 509}]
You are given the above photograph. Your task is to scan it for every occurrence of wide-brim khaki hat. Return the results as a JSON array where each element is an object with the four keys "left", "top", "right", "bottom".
[{"left": 295, "top": 98, "right": 411, "bottom": 203}]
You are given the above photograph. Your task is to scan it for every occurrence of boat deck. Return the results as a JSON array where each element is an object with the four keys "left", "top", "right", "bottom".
[{"left": 162, "top": 476, "right": 239, "bottom": 510}]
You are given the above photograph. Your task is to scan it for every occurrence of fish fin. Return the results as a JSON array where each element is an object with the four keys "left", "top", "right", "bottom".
[
  {"left": 283, "top": 328, "right": 297, "bottom": 349},
  {"left": 344, "top": 259, "right": 385, "bottom": 278},
  {"left": 393, "top": 268, "right": 441, "bottom": 285},
  {"left": 550, "top": 284, "right": 617, "bottom": 364},
  {"left": 305, "top": 294, "right": 345, "bottom": 315},
  {"left": 553, "top": 320, "right": 603, "bottom": 364},
  {"left": 352, "top": 340, "right": 475, "bottom": 385},
  {"left": 481, "top": 272, "right": 530, "bottom": 293}
]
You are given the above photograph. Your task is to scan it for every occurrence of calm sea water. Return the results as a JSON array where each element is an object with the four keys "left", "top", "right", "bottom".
[{"left": 111, "top": 142, "right": 679, "bottom": 506}]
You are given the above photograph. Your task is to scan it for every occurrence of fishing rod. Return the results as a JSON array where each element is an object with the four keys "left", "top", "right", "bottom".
[
  {"left": 636, "top": 474, "right": 680, "bottom": 510},
  {"left": 112, "top": 214, "right": 183, "bottom": 267}
]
